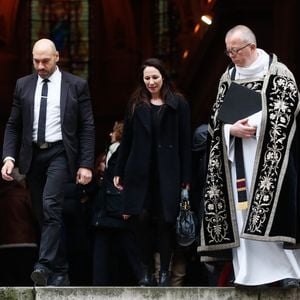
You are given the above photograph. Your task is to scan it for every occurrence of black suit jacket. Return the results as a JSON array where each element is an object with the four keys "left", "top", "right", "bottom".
[{"left": 2, "top": 71, "right": 95, "bottom": 176}]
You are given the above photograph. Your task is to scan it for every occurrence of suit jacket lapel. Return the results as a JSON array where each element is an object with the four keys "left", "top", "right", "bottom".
[
  {"left": 60, "top": 72, "right": 68, "bottom": 123},
  {"left": 28, "top": 75, "right": 38, "bottom": 131},
  {"left": 157, "top": 94, "right": 178, "bottom": 126}
]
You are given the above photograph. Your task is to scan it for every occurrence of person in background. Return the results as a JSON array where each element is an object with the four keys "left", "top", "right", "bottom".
[
  {"left": 92, "top": 121, "right": 142, "bottom": 286},
  {"left": 171, "top": 124, "right": 209, "bottom": 287},
  {"left": 0, "top": 169, "right": 38, "bottom": 286},
  {"left": 1, "top": 38, "right": 95, "bottom": 286},
  {"left": 199, "top": 24, "right": 300, "bottom": 287},
  {"left": 190, "top": 124, "right": 208, "bottom": 216},
  {"left": 114, "top": 58, "right": 191, "bottom": 286}
]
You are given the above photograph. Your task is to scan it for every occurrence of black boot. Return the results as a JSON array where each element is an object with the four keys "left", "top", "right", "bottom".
[
  {"left": 138, "top": 265, "right": 156, "bottom": 286},
  {"left": 158, "top": 271, "right": 170, "bottom": 287}
]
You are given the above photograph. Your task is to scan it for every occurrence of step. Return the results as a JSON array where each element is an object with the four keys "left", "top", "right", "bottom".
[{"left": 0, "top": 287, "right": 299, "bottom": 300}]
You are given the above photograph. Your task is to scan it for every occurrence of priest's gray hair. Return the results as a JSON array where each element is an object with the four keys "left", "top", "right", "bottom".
[{"left": 225, "top": 25, "right": 257, "bottom": 45}]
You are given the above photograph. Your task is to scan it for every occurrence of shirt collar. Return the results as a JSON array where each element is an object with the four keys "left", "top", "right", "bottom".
[{"left": 37, "top": 67, "right": 61, "bottom": 84}]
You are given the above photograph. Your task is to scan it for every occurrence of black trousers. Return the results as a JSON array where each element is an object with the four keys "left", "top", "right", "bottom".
[
  {"left": 135, "top": 212, "right": 174, "bottom": 273},
  {"left": 27, "top": 143, "right": 69, "bottom": 274},
  {"left": 93, "top": 227, "right": 142, "bottom": 286}
]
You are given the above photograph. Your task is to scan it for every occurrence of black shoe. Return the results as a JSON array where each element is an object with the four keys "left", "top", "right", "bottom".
[
  {"left": 281, "top": 278, "right": 300, "bottom": 288},
  {"left": 48, "top": 273, "right": 70, "bottom": 286},
  {"left": 138, "top": 273, "right": 156, "bottom": 286},
  {"left": 31, "top": 268, "right": 50, "bottom": 286},
  {"left": 138, "top": 266, "right": 156, "bottom": 287},
  {"left": 158, "top": 271, "right": 170, "bottom": 287}
]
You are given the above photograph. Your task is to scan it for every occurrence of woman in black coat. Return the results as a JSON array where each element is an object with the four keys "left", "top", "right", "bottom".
[{"left": 114, "top": 58, "right": 191, "bottom": 286}]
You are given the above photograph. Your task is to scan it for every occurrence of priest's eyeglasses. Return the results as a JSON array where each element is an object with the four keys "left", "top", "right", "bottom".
[{"left": 224, "top": 43, "right": 251, "bottom": 56}]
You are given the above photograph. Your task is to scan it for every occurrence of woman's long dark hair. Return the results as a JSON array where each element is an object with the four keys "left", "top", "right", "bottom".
[{"left": 130, "top": 58, "right": 178, "bottom": 115}]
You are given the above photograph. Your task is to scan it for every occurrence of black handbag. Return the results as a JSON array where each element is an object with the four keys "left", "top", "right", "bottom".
[{"left": 176, "top": 188, "right": 197, "bottom": 246}]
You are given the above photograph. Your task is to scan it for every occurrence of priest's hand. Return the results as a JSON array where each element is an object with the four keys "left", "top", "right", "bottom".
[{"left": 230, "top": 118, "right": 256, "bottom": 139}]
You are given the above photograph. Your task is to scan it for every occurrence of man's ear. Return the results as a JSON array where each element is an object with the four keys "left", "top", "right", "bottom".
[{"left": 55, "top": 51, "right": 59, "bottom": 63}]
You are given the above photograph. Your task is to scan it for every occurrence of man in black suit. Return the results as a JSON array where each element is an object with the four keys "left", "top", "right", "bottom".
[{"left": 1, "top": 38, "right": 95, "bottom": 286}]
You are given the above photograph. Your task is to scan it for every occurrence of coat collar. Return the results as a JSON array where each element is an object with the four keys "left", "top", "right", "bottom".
[
  {"left": 135, "top": 93, "right": 179, "bottom": 133},
  {"left": 135, "top": 103, "right": 151, "bottom": 133},
  {"left": 165, "top": 93, "right": 179, "bottom": 110}
]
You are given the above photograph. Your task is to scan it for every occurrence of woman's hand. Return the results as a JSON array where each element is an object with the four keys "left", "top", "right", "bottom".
[
  {"left": 230, "top": 118, "right": 256, "bottom": 139},
  {"left": 122, "top": 214, "right": 131, "bottom": 220},
  {"left": 182, "top": 183, "right": 190, "bottom": 190},
  {"left": 114, "top": 177, "right": 128, "bottom": 220},
  {"left": 113, "top": 176, "right": 123, "bottom": 190}
]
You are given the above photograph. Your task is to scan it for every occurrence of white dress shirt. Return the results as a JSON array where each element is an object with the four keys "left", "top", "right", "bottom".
[{"left": 32, "top": 67, "right": 62, "bottom": 142}]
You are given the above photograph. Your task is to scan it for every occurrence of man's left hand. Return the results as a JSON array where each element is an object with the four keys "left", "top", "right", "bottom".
[{"left": 76, "top": 167, "right": 92, "bottom": 185}]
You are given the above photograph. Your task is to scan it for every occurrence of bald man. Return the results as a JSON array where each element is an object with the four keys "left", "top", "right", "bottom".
[{"left": 1, "top": 39, "right": 95, "bottom": 286}]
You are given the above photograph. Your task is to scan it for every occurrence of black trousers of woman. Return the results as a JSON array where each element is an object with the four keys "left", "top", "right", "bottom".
[{"left": 136, "top": 210, "right": 174, "bottom": 278}]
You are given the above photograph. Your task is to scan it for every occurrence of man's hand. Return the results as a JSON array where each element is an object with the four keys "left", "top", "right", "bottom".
[
  {"left": 76, "top": 167, "right": 92, "bottom": 185},
  {"left": 230, "top": 118, "right": 257, "bottom": 139},
  {"left": 1, "top": 160, "right": 15, "bottom": 181}
]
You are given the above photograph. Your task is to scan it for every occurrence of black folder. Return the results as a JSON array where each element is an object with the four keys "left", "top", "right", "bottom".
[{"left": 217, "top": 82, "right": 262, "bottom": 124}]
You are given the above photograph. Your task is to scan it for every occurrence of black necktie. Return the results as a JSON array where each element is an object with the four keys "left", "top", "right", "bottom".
[{"left": 37, "top": 79, "right": 49, "bottom": 144}]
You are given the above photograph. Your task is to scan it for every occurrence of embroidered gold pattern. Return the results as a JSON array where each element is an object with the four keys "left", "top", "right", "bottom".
[
  {"left": 246, "top": 76, "right": 298, "bottom": 233},
  {"left": 203, "top": 82, "right": 231, "bottom": 244}
]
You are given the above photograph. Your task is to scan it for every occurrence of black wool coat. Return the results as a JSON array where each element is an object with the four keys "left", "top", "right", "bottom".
[
  {"left": 92, "top": 146, "right": 127, "bottom": 229},
  {"left": 115, "top": 94, "right": 191, "bottom": 223}
]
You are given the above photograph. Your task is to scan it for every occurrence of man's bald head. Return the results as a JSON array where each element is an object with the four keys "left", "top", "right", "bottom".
[
  {"left": 32, "top": 38, "right": 57, "bottom": 54},
  {"left": 32, "top": 39, "right": 59, "bottom": 79}
]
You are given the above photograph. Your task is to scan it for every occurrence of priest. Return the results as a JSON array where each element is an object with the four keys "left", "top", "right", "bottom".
[{"left": 199, "top": 25, "right": 300, "bottom": 287}]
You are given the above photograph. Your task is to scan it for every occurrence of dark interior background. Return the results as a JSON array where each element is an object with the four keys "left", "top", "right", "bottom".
[{"left": 0, "top": 0, "right": 299, "bottom": 157}]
